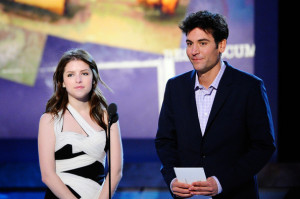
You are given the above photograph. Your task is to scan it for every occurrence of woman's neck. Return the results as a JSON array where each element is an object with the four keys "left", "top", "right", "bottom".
[{"left": 68, "top": 98, "right": 90, "bottom": 113}]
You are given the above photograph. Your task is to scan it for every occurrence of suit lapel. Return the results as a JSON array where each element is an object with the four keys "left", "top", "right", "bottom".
[
  {"left": 187, "top": 70, "right": 204, "bottom": 136},
  {"left": 205, "top": 63, "right": 233, "bottom": 135}
]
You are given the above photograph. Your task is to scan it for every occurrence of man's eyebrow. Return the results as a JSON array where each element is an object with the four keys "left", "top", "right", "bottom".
[
  {"left": 186, "top": 38, "right": 209, "bottom": 43},
  {"left": 198, "top": 39, "right": 209, "bottom": 42}
]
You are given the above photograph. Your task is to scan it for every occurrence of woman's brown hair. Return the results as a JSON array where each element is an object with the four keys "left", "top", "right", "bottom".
[{"left": 46, "top": 48, "right": 110, "bottom": 130}]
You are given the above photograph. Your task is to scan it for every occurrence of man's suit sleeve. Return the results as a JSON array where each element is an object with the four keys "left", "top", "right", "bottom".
[
  {"left": 217, "top": 79, "right": 276, "bottom": 194},
  {"left": 155, "top": 79, "right": 179, "bottom": 190}
]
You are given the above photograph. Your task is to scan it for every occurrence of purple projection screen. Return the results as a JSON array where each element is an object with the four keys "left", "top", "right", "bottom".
[{"left": 0, "top": 0, "right": 254, "bottom": 138}]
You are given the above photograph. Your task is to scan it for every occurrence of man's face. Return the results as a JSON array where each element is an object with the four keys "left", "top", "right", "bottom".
[{"left": 186, "top": 27, "right": 226, "bottom": 74}]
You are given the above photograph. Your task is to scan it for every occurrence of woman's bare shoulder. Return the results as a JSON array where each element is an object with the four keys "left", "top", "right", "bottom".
[
  {"left": 38, "top": 112, "right": 57, "bottom": 137},
  {"left": 39, "top": 113, "right": 55, "bottom": 125}
]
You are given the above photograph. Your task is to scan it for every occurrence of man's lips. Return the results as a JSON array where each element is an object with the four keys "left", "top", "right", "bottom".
[{"left": 192, "top": 58, "right": 204, "bottom": 62}]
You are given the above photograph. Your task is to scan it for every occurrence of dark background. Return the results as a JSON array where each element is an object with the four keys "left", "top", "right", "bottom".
[{"left": 277, "top": 0, "right": 299, "bottom": 162}]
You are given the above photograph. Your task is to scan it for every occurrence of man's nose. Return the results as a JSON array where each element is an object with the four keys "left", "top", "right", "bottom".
[{"left": 191, "top": 44, "right": 200, "bottom": 55}]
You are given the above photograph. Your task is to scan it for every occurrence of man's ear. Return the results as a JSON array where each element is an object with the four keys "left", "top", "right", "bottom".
[{"left": 218, "top": 39, "right": 227, "bottom": 53}]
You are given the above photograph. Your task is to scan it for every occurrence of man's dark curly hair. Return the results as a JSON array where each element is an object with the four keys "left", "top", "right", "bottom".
[{"left": 179, "top": 10, "right": 229, "bottom": 46}]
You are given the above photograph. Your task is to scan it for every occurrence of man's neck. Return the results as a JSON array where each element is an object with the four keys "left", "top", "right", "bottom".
[{"left": 197, "top": 61, "right": 222, "bottom": 89}]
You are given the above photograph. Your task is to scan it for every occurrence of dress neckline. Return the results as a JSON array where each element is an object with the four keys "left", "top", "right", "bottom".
[{"left": 62, "top": 104, "right": 105, "bottom": 136}]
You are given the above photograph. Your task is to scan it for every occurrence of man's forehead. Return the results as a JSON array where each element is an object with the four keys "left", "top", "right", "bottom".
[{"left": 186, "top": 28, "right": 213, "bottom": 41}]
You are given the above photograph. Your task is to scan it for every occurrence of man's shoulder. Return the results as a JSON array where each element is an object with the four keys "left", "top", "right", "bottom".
[
  {"left": 164, "top": 70, "right": 195, "bottom": 93},
  {"left": 225, "top": 62, "right": 262, "bottom": 85},
  {"left": 169, "top": 70, "right": 195, "bottom": 82}
]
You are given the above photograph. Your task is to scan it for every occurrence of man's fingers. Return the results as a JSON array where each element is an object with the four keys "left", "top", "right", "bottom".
[
  {"left": 173, "top": 180, "right": 190, "bottom": 188},
  {"left": 189, "top": 185, "right": 213, "bottom": 192},
  {"left": 172, "top": 179, "right": 193, "bottom": 198},
  {"left": 191, "top": 180, "right": 210, "bottom": 187},
  {"left": 173, "top": 186, "right": 191, "bottom": 194},
  {"left": 173, "top": 189, "right": 193, "bottom": 198},
  {"left": 189, "top": 179, "right": 218, "bottom": 196}
]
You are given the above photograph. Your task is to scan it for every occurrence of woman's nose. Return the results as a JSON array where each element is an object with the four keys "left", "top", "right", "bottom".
[{"left": 75, "top": 74, "right": 82, "bottom": 83}]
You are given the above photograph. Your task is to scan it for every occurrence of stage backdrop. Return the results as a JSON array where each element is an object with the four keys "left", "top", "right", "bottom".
[{"left": 0, "top": 0, "right": 255, "bottom": 139}]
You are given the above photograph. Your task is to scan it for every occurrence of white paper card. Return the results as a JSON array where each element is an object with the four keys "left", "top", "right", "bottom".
[{"left": 174, "top": 167, "right": 211, "bottom": 199}]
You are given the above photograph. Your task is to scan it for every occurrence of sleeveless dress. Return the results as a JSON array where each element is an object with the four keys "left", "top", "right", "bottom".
[{"left": 44, "top": 104, "right": 107, "bottom": 199}]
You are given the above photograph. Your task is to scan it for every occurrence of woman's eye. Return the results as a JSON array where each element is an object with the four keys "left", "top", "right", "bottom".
[
  {"left": 67, "top": 74, "right": 73, "bottom": 77},
  {"left": 82, "top": 72, "right": 89, "bottom": 76}
]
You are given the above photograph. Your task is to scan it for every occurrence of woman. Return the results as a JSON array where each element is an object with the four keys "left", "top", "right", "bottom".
[{"left": 38, "top": 49, "right": 123, "bottom": 199}]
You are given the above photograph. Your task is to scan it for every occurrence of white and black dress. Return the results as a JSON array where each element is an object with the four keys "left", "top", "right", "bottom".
[{"left": 44, "top": 104, "right": 107, "bottom": 199}]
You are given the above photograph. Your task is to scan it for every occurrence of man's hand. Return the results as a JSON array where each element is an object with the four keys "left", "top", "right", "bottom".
[
  {"left": 189, "top": 177, "right": 218, "bottom": 196},
  {"left": 171, "top": 178, "right": 193, "bottom": 198}
]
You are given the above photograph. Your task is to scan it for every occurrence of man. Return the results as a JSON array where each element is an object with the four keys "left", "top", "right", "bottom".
[{"left": 155, "top": 10, "right": 276, "bottom": 199}]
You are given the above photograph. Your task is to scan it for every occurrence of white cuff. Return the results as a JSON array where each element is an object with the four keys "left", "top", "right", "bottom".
[
  {"left": 212, "top": 176, "right": 222, "bottom": 194},
  {"left": 170, "top": 178, "right": 177, "bottom": 193}
]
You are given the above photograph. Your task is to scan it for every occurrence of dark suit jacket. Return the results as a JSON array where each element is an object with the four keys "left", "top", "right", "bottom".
[{"left": 155, "top": 62, "right": 276, "bottom": 199}]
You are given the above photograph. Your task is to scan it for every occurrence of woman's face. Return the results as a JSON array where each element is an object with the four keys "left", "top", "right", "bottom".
[{"left": 62, "top": 59, "right": 93, "bottom": 102}]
